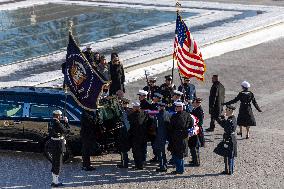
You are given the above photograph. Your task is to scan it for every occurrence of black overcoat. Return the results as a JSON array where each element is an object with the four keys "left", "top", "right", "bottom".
[
  {"left": 224, "top": 90, "right": 261, "bottom": 126},
  {"left": 209, "top": 81, "right": 225, "bottom": 118},
  {"left": 109, "top": 63, "right": 125, "bottom": 95},
  {"left": 168, "top": 111, "right": 193, "bottom": 159}
]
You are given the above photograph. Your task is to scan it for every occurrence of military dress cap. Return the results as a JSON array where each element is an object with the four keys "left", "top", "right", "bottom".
[
  {"left": 137, "top": 90, "right": 148, "bottom": 96},
  {"left": 121, "top": 97, "right": 130, "bottom": 104},
  {"left": 153, "top": 93, "right": 163, "bottom": 99},
  {"left": 174, "top": 101, "right": 184, "bottom": 107},
  {"left": 173, "top": 90, "right": 183, "bottom": 96},
  {"left": 148, "top": 76, "right": 157, "bottom": 81},
  {"left": 132, "top": 101, "right": 141, "bottom": 107},
  {"left": 165, "top": 75, "right": 173, "bottom": 80},
  {"left": 194, "top": 97, "right": 203, "bottom": 103},
  {"left": 53, "top": 110, "right": 62, "bottom": 115},
  {"left": 86, "top": 44, "right": 92, "bottom": 49},
  {"left": 241, "top": 81, "right": 251, "bottom": 88},
  {"left": 183, "top": 77, "right": 190, "bottom": 81},
  {"left": 226, "top": 105, "right": 236, "bottom": 110}
]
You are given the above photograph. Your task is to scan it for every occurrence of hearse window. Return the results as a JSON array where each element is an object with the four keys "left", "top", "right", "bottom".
[
  {"left": 29, "top": 105, "right": 75, "bottom": 120},
  {"left": 0, "top": 103, "right": 23, "bottom": 117}
]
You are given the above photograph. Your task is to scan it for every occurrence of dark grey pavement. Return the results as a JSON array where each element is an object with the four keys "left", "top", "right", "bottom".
[{"left": 1, "top": 37, "right": 284, "bottom": 188}]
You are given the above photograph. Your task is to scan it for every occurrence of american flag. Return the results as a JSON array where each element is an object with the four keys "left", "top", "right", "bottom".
[{"left": 173, "top": 13, "right": 206, "bottom": 81}]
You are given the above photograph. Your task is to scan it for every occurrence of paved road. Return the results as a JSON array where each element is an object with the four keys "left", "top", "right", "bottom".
[
  {"left": 1, "top": 36, "right": 283, "bottom": 188},
  {"left": 187, "top": 0, "right": 284, "bottom": 6}
]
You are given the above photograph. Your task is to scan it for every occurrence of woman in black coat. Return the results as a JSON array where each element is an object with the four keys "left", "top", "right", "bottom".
[
  {"left": 109, "top": 53, "right": 125, "bottom": 96},
  {"left": 223, "top": 81, "right": 262, "bottom": 139}
]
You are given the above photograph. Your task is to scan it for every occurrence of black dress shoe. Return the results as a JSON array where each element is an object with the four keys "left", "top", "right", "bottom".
[
  {"left": 82, "top": 166, "right": 96, "bottom": 171},
  {"left": 171, "top": 171, "right": 183, "bottom": 175},
  {"left": 51, "top": 182, "right": 64, "bottom": 187},
  {"left": 237, "top": 132, "right": 242, "bottom": 137},
  {"left": 149, "top": 158, "right": 159, "bottom": 163},
  {"left": 246, "top": 135, "right": 250, "bottom": 139},
  {"left": 220, "top": 171, "right": 229, "bottom": 175}
]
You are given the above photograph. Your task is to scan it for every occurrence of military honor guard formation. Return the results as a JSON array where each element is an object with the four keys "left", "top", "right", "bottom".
[{"left": 27, "top": 8, "right": 263, "bottom": 188}]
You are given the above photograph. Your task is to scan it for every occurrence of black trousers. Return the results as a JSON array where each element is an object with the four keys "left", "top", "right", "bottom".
[
  {"left": 82, "top": 143, "right": 92, "bottom": 168},
  {"left": 224, "top": 156, "right": 234, "bottom": 174},
  {"left": 189, "top": 147, "right": 200, "bottom": 165},
  {"left": 51, "top": 151, "right": 63, "bottom": 175},
  {"left": 210, "top": 117, "right": 217, "bottom": 130}
]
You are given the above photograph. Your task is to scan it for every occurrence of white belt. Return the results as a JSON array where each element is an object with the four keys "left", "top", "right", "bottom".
[{"left": 51, "top": 136, "right": 64, "bottom": 141}]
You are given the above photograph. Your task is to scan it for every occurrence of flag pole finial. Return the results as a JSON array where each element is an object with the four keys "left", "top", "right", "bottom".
[
  {"left": 68, "top": 20, "right": 73, "bottom": 33},
  {"left": 175, "top": 0, "right": 181, "bottom": 13}
]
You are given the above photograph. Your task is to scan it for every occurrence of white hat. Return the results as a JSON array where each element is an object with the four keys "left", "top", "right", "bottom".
[
  {"left": 173, "top": 90, "right": 183, "bottom": 96},
  {"left": 86, "top": 44, "right": 92, "bottom": 49},
  {"left": 132, "top": 101, "right": 141, "bottom": 107},
  {"left": 137, "top": 90, "right": 148, "bottom": 96},
  {"left": 148, "top": 76, "right": 157, "bottom": 81},
  {"left": 241, "top": 81, "right": 251, "bottom": 88},
  {"left": 174, "top": 101, "right": 184, "bottom": 107},
  {"left": 53, "top": 110, "right": 62, "bottom": 115}
]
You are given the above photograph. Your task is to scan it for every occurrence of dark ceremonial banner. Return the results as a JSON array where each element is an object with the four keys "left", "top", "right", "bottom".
[{"left": 65, "top": 32, "right": 107, "bottom": 111}]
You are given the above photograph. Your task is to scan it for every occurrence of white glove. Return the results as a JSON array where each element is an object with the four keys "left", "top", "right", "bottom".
[{"left": 64, "top": 116, "right": 68, "bottom": 123}]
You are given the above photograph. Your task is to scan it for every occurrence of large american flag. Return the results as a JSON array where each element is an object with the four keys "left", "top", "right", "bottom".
[{"left": 173, "top": 13, "right": 206, "bottom": 81}]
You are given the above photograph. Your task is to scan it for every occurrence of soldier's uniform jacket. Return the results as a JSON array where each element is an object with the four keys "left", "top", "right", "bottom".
[
  {"left": 109, "top": 63, "right": 125, "bottom": 95},
  {"left": 215, "top": 115, "right": 237, "bottom": 158},
  {"left": 168, "top": 111, "right": 193, "bottom": 158},
  {"left": 191, "top": 106, "right": 205, "bottom": 147},
  {"left": 209, "top": 81, "right": 225, "bottom": 118},
  {"left": 143, "top": 85, "right": 160, "bottom": 99},
  {"left": 224, "top": 90, "right": 261, "bottom": 126},
  {"left": 140, "top": 99, "right": 151, "bottom": 110},
  {"left": 48, "top": 119, "right": 69, "bottom": 153},
  {"left": 160, "top": 83, "right": 176, "bottom": 104},
  {"left": 153, "top": 110, "right": 171, "bottom": 151},
  {"left": 178, "top": 83, "right": 196, "bottom": 101},
  {"left": 150, "top": 102, "right": 159, "bottom": 111}
]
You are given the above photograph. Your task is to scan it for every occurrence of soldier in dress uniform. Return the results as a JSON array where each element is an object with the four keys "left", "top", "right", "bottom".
[
  {"left": 153, "top": 102, "right": 171, "bottom": 172},
  {"left": 168, "top": 102, "right": 193, "bottom": 174},
  {"left": 47, "top": 110, "right": 69, "bottom": 187},
  {"left": 117, "top": 98, "right": 131, "bottom": 168},
  {"left": 206, "top": 75, "right": 225, "bottom": 132},
  {"left": 223, "top": 81, "right": 262, "bottom": 139},
  {"left": 191, "top": 98, "right": 205, "bottom": 148},
  {"left": 137, "top": 90, "right": 151, "bottom": 110},
  {"left": 150, "top": 92, "right": 163, "bottom": 110},
  {"left": 83, "top": 44, "right": 95, "bottom": 67},
  {"left": 143, "top": 76, "right": 160, "bottom": 100},
  {"left": 167, "top": 90, "right": 183, "bottom": 113},
  {"left": 94, "top": 52, "right": 101, "bottom": 65},
  {"left": 128, "top": 102, "right": 153, "bottom": 169},
  {"left": 178, "top": 77, "right": 196, "bottom": 112},
  {"left": 214, "top": 105, "right": 237, "bottom": 175},
  {"left": 160, "top": 75, "right": 176, "bottom": 105},
  {"left": 80, "top": 110, "right": 97, "bottom": 171}
]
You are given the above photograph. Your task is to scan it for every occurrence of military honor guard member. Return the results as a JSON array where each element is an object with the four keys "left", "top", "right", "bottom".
[
  {"left": 47, "top": 110, "right": 69, "bottom": 187},
  {"left": 160, "top": 75, "right": 176, "bottom": 105},
  {"left": 168, "top": 102, "right": 194, "bottom": 174},
  {"left": 83, "top": 44, "right": 95, "bottom": 67},
  {"left": 150, "top": 92, "right": 163, "bottom": 110},
  {"left": 214, "top": 105, "right": 237, "bottom": 175},
  {"left": 178, "top": 77, "right": 196, "bottom": 112},
  {"left": 128, "top": 101, "right": 153, "bottom": 169},
  {"left": 167, "top": 90, "right": 183, "bottom": 112},
  {"left": 137, "top": 90, "right": 151, "bottom": 110},
  {"left": 143, "top": 76, "right": 160, "bottom": 100},
  {"left": 153, "top": 102, "right": 171, "bottom": 172},
  {"left": 191, "top": 98, "right": 205, "bottom": 147},
  {"left": 117, "top": 98, "right": 131, "bottom": 168},
  {"left": 223, "top": 81, "right": 262, "bottom": 139},
  {"left": 80, "top": 110, "right": 97, "bottom": 171},
  {"left": 207, "top": 74, "right": 225, "bottom": 132}
]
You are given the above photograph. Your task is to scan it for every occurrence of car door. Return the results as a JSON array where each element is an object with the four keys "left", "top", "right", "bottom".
[{"left": 0, "top": 101, "right": 25, "bottom": 150}]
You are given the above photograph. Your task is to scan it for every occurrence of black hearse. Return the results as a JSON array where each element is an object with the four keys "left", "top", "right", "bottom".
[{"left": 0, "top": 87, "right": 83, "bottom": 159}]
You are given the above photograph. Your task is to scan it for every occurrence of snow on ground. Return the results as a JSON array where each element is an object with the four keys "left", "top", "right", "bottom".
[{"left": 0, "top": 0, "right": 284, "bottom": 88}]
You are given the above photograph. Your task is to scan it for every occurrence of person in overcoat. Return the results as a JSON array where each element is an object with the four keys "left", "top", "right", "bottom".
[
  {"left": 191, "top": 98, "right": 205, "bottom": 147},
  {"left": 223, "top": 81, "right": 262, "bottom": 139},
  {"left": 80, "top": 110, "right": 98, "bottom": 171},
  {"left": 128, "top": 102, "right": 153, "bottom": 169},
  {"left": 153, "top": 102, "right": 171, "bottom": 172},
  {"left": 109, "top": 54, "right": 125, "bottom": 96},
  {"left": 214, "top": 105, "right": 237, "bottom": 175},
  {"left": 206, "top": 75, "right": 225, "bottom": 132},
  {"left": 168, "top": 102, "right": 193, "bottom": 174}
]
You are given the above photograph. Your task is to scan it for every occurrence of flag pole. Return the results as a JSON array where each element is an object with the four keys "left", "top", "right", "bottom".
[{"left": 173, "top": 0, "right": 181, "bottom": 81}]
